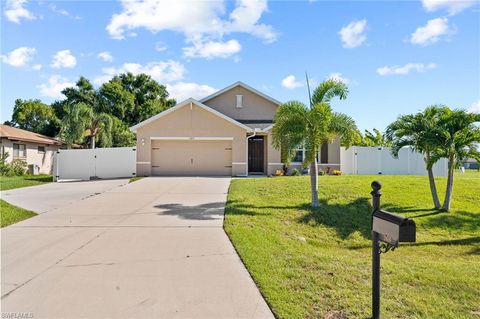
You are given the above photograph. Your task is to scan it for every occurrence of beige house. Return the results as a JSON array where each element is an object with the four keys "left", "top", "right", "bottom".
[
  {"left": 0, "top": 125, "right": 63, "bottom": 174},
  {"left": 131, "top": 82, "right": 340, "bottom": 176}
]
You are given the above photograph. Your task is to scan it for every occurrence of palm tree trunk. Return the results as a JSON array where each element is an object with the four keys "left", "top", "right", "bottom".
[
  {"left": 442, "top": 155, "right": 455, "bottom": 211},
  {"left": 310, "top": 159, "right": 319, "bottom": 207},
  {"left": 91, "top": 135, "right": 95, "bottom": 149},
  {"left": 427, "top": 167, "right": 441, "bottom": 209}
]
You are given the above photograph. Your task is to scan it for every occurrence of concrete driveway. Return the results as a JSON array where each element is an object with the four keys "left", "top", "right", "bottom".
[{"left": 1, "top": 177, "right": 274, "bottom": 319}]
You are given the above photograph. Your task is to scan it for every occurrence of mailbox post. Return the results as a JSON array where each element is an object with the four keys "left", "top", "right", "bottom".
[{"left": 370, "top": 181, "right": 416, "bottom": 319}]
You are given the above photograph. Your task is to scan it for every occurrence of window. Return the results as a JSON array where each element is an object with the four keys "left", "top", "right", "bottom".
[
  {"left": 13, "top": 143, "right": 26, "bottom": 158},
  {"left": 38, "top": 146, "right": 46, "bottom": 153},
  {"left": 293, "top": 149, "right": 304, "bottom": 163}
]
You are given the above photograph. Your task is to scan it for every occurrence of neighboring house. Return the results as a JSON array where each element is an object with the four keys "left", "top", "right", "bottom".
[
  {"left": 0, "top": 124, "right": 63, "bottom": 174},
  {"left": 463, "top": 158, "right": 479, "bottom": 170},
  {"left": 131, "top": 81, "right": 340, "bottom": 176}
]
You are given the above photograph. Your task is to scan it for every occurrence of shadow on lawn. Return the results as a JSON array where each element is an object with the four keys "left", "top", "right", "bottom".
[
  {"left": 24, "top": 176, "right": 53, "bottom": 183},
  {"left": 297, "top": 197, "right": 373, "bottom": 240}
]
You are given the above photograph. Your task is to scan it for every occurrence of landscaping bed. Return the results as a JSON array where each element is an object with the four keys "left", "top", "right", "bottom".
[{"left": 224, "top": 173, "right": 480, "bottom": 318}]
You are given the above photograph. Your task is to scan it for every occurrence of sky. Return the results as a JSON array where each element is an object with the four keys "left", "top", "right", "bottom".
[{"left": 1, "top": 0, "right": 479, "bottom": 132}]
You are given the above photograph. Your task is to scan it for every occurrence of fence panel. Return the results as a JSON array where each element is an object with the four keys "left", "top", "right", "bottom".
[{"left": 54, "top": 147, "right": 136, "bottom": 181}]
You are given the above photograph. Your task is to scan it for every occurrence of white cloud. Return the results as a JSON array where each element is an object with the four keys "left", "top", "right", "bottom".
[
  {"left": 32, "top": 64, "right": 42, "bottom": 70},
  {"left": 38, "top": 75, "right": 75, "bottom": 99},
  {"left": 421, "top": 0, "right": 475, "bottom": 15},
  {"left": 183, "top": 39, "right": 241, "bottom": 59},
  {"left": 410, "top": 18, "right": 455, "bottom": 46},
  {"left": 1, "top": 46, "right": 36, "bottom": 67},
  {"left": 97, "top": 51, "right": 113, "bottom": 62},
  {"left": 281, "top": 75, "right": 303, "bottom": 89},
  {"left": 51, "top": 49, "right": 77, "bottom": 68},
  {"left": 106, "top": 0, "right": 276, "bottom": 59},
  {"left": 155, "top": 41, "right": 168, "bottom": 52},
  {"left": 327, "top": 73, "right": 350, "bottom": 84},
  {"left": 377, "top": 63, "right": 437, "bottom": 76},
  {"left": 339, "top": 19, "right": 367, "bottom": 48},
  {"left": 468, "top": 100, "right": 480, "bottom": 113},
  {"left": 166, "top": 82, "right": 217, "bottom": 102},
  {"left": 4, "top": 0, "right": 36, "bottom": 23},
  {"left": 94, "top": 60, "right": 186, "bottom": 85}
]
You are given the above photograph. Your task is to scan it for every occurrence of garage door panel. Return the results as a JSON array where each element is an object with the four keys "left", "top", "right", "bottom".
[{"left": 151, "top": 140, "right": 232, "bottom": 176}]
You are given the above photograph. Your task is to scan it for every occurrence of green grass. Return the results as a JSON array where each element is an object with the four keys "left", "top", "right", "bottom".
[
  {"left": 224, "top": 172, "right": 480, "bottom": 319},
  {"left": 0, "top": 174, "right": 52, "bottom": 191},
  {"left": 0, "top": 174, "right": 50, "bottom": 226},
  {"left": 129, "top": 176, "right": 144, "bottom": 183},
  {"left": 0, "top": 199, "right": 36, "bottom": 227}
]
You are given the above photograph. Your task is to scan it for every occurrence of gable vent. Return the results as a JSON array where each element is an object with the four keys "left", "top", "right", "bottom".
[{"left": 236, "top": 95, "right": 243, "bottom": 108}]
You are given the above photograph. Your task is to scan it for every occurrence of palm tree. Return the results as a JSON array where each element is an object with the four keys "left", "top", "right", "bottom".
[
  {"left": 385, "top": 106, "right": 447, "bottom": 209},
  {"left": 435, "top": 109, "right": 480, "bottom": 210},
  {"left": 59, "top": 102, "right": 89, "bottom": 148},
  {"left": 83, "top": 107, "right": 113, "bottom": 149},
  {"left": 272, "top": 79, "right": 357, "bottom": 207}
]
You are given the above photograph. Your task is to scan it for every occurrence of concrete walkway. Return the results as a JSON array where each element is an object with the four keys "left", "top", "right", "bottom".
[{"left": 1, "top": 177, "right": 273, "bottom": 319}]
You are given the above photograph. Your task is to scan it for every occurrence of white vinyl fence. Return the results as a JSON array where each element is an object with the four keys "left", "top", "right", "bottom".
[
  {"left": 54, "top": 147, "right": 136, "bottom": 181},
  {"left": 340, "top": 146, "right": 448, "bottom": 177}
]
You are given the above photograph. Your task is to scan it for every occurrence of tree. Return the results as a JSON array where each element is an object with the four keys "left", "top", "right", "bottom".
[
  {"left": 272, "top": 79, "right": 357, "bottom": 207},
  {"left": 59, "top": 102, "right": 89, "bottom": 148},
  {"left": 11, "top": 99, "right": 60, "bottom": 137},
  {"left": 434, "top": 109, "right": 480, "bottom": 210},
  {"left": 100, "top": 73, "right": 176, "bottom": 127},
  {"left": 385, "top": 106, "right": 448, "bottom": 209}
]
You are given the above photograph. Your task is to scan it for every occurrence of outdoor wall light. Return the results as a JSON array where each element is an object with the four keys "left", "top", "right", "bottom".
[{"left": 141, "top": 138, "right": 145, "bottom": 146}]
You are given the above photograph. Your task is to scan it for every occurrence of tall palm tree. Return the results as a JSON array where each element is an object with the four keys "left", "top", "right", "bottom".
[
  {"left": 435, "top": 109, "right": 480, "bottom": 210},
  {"left": 59, "top": 102, "right": 89, "bottom": 148},
  {"left": 83, "top": 107, "right": 113, "bottom": 149},
  {"left": 272, "top": 79, "right": 357, "bottom": 207},
  {"left": 385, "top": 106, "right": 447, "bottom": 209}
]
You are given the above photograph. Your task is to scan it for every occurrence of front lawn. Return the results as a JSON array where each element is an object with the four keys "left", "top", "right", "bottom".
[
  {"left": 0, "top": 199, "right": 36, "bottom": 227},
  {"left": 0, "top": 174, "right": 52, "bottom": 191},
  {"left": 224, "top": 173, "right": 480, "bottom": 319}
]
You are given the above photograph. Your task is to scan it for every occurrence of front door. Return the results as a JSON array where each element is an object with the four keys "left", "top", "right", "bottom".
[{"left": 248, "top": 136, "right": 264, "bottom": 174}]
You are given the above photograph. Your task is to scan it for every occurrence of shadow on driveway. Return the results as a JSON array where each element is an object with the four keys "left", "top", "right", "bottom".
[{"left": 154, "top": 202, "right": 225, "bottom": 220}]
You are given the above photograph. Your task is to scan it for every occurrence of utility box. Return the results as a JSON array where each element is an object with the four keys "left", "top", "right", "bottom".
[
  {"left": 28, "top": 164, "right": 40, "bottom": 175},
  {"left": 372, "top": 210, "right": 416, "bottom": 247}
]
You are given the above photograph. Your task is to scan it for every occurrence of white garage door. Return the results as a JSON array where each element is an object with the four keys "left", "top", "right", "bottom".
[{"left": 151, "top": 140, "right": 232, "bottom": 176}]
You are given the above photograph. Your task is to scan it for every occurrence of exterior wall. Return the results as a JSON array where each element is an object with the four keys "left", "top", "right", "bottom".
[
  {"left": 1, "top": 137, "right": 59, "bottom": 174},
  {"left": 266, "top": 130, "right": 282, "bottom": 175},
  {"left": 135, "top": 103, "right": 248, "bottom": 176},
  {"left": 203, "top": 86, "right": 278, "bottom": 121},
  {"left": 327, "top": 138, "right": 341, "bottom": 164}
]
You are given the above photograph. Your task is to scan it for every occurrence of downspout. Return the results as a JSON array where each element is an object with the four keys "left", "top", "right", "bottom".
[{"left": 245, "top": 129, "right": 258, "bottom": 176}]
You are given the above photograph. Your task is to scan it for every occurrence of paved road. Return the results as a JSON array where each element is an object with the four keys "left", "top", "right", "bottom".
[{"left": 1, "top": 177, "right": 274, "bottom": 318}]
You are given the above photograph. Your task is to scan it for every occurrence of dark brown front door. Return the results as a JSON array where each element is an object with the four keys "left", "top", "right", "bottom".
[{"left": 248, "top": 136, "right": 264, "bottom": 173}]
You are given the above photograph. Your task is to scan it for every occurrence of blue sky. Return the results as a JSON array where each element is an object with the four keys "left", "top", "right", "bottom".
[{"left": 1, "top": 0, "right": 479, "bottom": 131}]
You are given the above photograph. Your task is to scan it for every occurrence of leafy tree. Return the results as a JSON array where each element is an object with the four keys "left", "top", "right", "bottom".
[
  {"left": 353, "top": 128, "right": 391, "bottom": 147},
  {"left": 272, "top": 79, "right": 357, "bottom": 207},
  {"left": 111, "top": 117, "right": 136, "bottom": 147},
  {"left": 59, "top": 102, "right": 88, "bottom": 148},
  {"left": 11, "top": 99, "right": 60, "bottom": 137},
  {"left": 386, "top": 106, "right": 449, "bottom": 209},
  {"left": 100, "top": 73, "right": 176, "bottom": 127},
  {"left": 434, "top": 109, "right": 480, "bottom": 210}
]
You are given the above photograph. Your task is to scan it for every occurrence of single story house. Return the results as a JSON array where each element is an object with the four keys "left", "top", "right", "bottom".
[
  {"left": 0, "top": 124, "right": 63, "bottom": 174},
  {"left": 131, "top": 81, "right": 340, "bottom": 176}
]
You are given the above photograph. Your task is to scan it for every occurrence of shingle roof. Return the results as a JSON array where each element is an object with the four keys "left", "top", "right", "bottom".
[{"left": 0, "top": 125, "right": 63, "bottom": 145}]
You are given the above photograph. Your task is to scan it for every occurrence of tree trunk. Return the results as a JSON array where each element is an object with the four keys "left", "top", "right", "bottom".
[
  {"left": 310, "top": 159, "right": 319, "bottom": 207},
  {"left": 91, "top": 135, "right": 95, "bottom": 149},
  {"left": 427, "top": 167, "right": 441, "bottom": 209},
  {"left": 442, "top": 155, "right": 455, "bottom": 211}
]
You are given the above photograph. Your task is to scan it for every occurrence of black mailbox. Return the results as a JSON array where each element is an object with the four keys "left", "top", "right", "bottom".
[{"left": 372, "top": 210, "right": 416, "bottom": 247}]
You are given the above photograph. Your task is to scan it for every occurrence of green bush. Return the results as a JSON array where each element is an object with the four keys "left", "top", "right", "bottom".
[
  {"left": 10, "top": 159, "right": 27, "bottom": 176},
  {"left": 291, "top": 168, "right": 300, "bottom": 176}
]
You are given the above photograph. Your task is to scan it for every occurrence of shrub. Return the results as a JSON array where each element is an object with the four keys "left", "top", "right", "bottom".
[
  {"left": 291, "top": 168, "right": 300, "bottom": 176},
  {"left": 10, "top": 159, "right": 28, "bottom": 176},
  {"left": 318, "top": 169, "right": 325, "bottom": 176},
  {"left": 332, "top": 169, "right": 342, "bottom": 176},
  {"left": 275, "top": 169, "right": 284, "bottom": 176}
]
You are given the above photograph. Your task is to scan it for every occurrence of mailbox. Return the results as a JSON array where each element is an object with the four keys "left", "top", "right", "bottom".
[{"left": 372, "top": 210, "right": 416, "bottom": 247}]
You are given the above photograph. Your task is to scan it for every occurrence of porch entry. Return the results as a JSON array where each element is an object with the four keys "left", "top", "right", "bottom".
[{"left": 248, "top": 136, "right": 265, "bottom": 174}]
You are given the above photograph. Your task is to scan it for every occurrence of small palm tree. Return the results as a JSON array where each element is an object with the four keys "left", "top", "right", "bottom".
[
  {"left": 435, "top": 109, "right": 480, "bottom": 210},
  {"left": 83, "top": 107, "right": 113, "bottom": 149},
  {"left": 272, "top": 79, "right": 357, "bottom": 207},
  {"left": 385, "top": 105, "right": 447, "bottom": 209}
]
